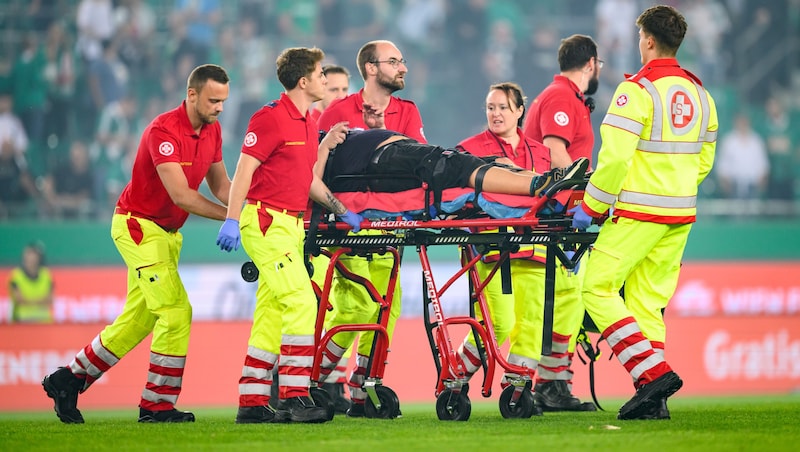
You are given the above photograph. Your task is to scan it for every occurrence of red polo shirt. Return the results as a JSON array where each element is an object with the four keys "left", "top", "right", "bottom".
[
  {"left": 523, "top": 75, "right": 594, "bottom": 170},
  {"left": 318, "top": 88, "right": 427, "bottom": 143},
  {"left": 310, "top": 107, "right": 322, "bottom": 123},
  {"left": 458, "top": 128, "right": 548, "bottom": 263},
  {"left": 241, "top": 93, "right": 318, "bottom": 211},
  {"left": 457, "top": 128, "right": 549, "bottom": 173},
  {"left": 116, "top": 101, "right": 222, "bottom": 231}
]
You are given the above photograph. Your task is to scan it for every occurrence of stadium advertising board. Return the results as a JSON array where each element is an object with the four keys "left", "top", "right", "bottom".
[
  {"left": 1, "top": 262, "right": 798, "bottom": 322},
  {"left": 1, "top": 262, "right": 798, "bottom": 410}
]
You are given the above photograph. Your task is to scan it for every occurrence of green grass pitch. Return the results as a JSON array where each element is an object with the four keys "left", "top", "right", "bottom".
[{"left": 2, "top": 395, "right": 799, "bottom": 451}]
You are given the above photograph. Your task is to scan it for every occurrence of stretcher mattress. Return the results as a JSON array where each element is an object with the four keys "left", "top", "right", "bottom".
[{"left": 335, "top": 187, "right": 570, "bottom": 220}]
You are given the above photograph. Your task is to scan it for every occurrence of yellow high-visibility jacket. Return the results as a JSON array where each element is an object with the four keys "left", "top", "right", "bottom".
[
  {"left": 583, "top": 58, "right": 718, "bottom": 224},
  {"left": 9, "top": 266, "right": 53, "bottom": 323}
]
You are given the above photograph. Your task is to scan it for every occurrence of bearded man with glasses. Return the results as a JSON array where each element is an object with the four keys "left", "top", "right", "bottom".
[{"left": 317, "top": 39, "right": 425, "bottom": 418}]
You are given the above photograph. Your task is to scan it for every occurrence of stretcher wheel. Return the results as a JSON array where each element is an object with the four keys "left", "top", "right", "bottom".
[
  {"left": 241, "top": 261, "right": 259, "bottom": 282},
  {"left": 435, "top": 388, "right": 471, "bottom": 421},
  {"left": 498, "top": 385, "right": 535, "bottom": 419},
  {"left": 309, "top": 387, "right": 335, "bottom": 421},
  {"left": 364, "top": 386, "right": 401, "bottom": 419}
]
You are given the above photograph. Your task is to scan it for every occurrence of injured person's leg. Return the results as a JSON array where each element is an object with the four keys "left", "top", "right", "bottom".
[{"left": 471, "top": 157, "right": 590, "bottom": 197}]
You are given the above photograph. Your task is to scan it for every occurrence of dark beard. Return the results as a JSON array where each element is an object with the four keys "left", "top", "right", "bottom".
[
  {"left": 377, "top": 74, "right": 404, "bottom": 93},
  {"left": 585, "top": 76, "right": 599, "bottom": 96}
]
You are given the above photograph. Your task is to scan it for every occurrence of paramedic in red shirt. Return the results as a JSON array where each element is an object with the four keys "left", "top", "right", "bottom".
[
  {"left": 310, "top": 65, "right": 351, "bottom": 123},
  {"left": 523, "top": 34, "right": 602, "bottom": 412},
  {"left": 216, "top": 47, "right": 358, "bottom": 424},
  {"left": 318, "top": 40, "right": 425, "bottom": 142},
  {"left": 572, "top": 5, "right": 718, "bottom": 420},
  {"left": 316, "top": 39, "right": 424, "bottom": 417},
  {"left": 524, "top": 34, "right": 599, "bottom": 171},
  {"left": 453, "top": 82, "right": 552, "bottom": 411},
  {"left": 42, "top": 64, "right": 233, "bottom": 424}
]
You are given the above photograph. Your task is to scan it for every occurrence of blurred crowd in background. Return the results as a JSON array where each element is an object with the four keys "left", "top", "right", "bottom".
[{"left": 0, "top": 0, "right": 798, "bottom": 221}]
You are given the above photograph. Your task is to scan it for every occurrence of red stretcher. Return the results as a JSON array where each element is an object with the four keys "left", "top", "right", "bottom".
[{"left": 295, "top": 175, "right": 598, "bottom": 420}]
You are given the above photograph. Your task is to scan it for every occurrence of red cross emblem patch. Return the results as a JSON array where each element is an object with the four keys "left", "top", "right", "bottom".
[
  {"left": 670, "top": 90, "right": 694, "bottom": 129},
  {"left": 244, "top": 132, "right": 257, "bottom": 147},
  {"left": 158, "top": 142, "right": 174, "bottom": 156}
]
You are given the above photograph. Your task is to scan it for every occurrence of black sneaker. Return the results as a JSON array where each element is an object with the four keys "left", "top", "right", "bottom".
[
  {"left": 138, "top": 408, "right": 196, "bottom": 423},
  {"left": 638, "top": 398, "right": 670, "bottom": 420},
  {"left": 276, "top": 396, "right": 329, "bottom": 423},
  {"left": 236, "top": 405, "right": 288, "bottom": 424},
  {"left": 346, "top": 401, "right": 365, "bottom": 418},
  {"left": 578, "top": 401, "right": 598, "bottom": 411},
  {"left": 324, "top": 383, "right": 351, "bottom": 415},
  {"left": 533, "top": 381, "right": 596, "bottom": 412},
  {"left": 530, "top": 157, "right": 590, "bottom": 197},
  {"left": 42, "top": 367, "right": 85, "bottom": 424},
  {"left": 617, "top": 371, "right": 682, "bottom": 420}
]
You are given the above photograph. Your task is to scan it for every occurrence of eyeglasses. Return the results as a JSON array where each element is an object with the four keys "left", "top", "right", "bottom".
[
  {"left": 370, "top": 58, "right": 407, "bottom": 68},
  {"left": 597, "top": 58, "right": 605, "bottom": 69}
]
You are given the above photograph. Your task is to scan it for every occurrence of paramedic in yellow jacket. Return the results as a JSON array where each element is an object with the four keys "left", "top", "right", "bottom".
[
  {"left": 9, "top": 242, "right": 54, "bottom": 323},
  {"left": 571, "top": 5, "right": 717, "bottom": 421}
]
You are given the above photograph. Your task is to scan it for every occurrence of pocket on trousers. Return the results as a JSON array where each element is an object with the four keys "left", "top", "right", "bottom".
[
  {"left": 127, "top": 217, "right": 144, "bottom": 245},
  {"left": 257, "top": 209, "right": 274, "bottom": 236},
  {"left": 262, "top": 252, "right": 309, "bottom": 299},
  {"left": 585, "top": 246, "right": 622, "bottom": 297}
]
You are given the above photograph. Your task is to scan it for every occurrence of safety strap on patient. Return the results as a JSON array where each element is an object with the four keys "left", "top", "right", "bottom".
[
  {"left": 472, "top": 164, "right": 492, "bottom": 205},
  {"left": 429, "top": 149, "right": 455, "bottom": 214},
  {"left": 471, "top": 158, "right": 525, "bottom": 205}
]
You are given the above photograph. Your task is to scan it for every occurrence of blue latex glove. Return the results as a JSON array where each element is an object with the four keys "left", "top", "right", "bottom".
[
  {"left": 570, "top": 205, "right": 593, "bottom": 230},
  {"left": 565, "top": 250, "right": 580, "bottom": 275},
  {"left": 337, "top": 210, "right": 363, "bottom": 233},
  {"left": 216, "top": 218, "right": 240, "bottom": 252}
]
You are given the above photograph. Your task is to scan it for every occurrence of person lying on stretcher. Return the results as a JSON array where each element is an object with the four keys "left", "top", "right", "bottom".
[{"left": 315, "top": 126, "right": 590, "bottom": 228}]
